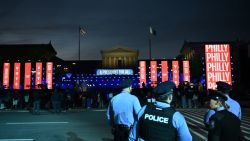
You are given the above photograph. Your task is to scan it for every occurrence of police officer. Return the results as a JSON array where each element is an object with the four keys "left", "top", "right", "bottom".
[
  {"left": 129, "top": 81, "right": 192, "bottom": 141},
  {"left": 32, "top": 90, "right": 41, "bottom": 115},
  {"left": 204, "top": 81, "right": 242, "bottom": 127},
  {"left": 106, "top": 79, "right": 141, "bottom": 141},
  {"left": 207, "top": 89, "right": 242, "bottom": 141}
]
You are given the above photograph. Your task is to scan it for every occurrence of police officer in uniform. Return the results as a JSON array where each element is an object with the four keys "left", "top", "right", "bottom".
[
  {"left": 129, "top": 81, "right": 192, "bottom": 141},
  {"left": 207, "top": 89, "right": 242, "bottom": 141},
  {"left": 106, "top": 79, "right": 141, "bottom": 141},
  {"left": 204, "top": 81, "right": 242, "bottom": 127}
]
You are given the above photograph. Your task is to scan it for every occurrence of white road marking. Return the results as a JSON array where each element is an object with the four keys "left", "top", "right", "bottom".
[
  {"left": 93, "top": 109, "right": 106, "bottom": 112},
  {"left": 189, "top": 127, "right": 207, "bottom": 141},
  {"left": 0, "top": 139, "right": 34, "bottom": 141},
  {"left": 6, "top": 122, "right": 68, "bottom": 125}
]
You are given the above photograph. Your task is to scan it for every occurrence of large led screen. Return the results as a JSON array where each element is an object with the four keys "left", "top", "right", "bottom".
[
  {"left": 46, "top": 62, "right": 53, "bottom": 89},
  {"left": 139, "top": 61, "right": 146, "bottom": 88},
  {"left": 205, "top": 44, "right": 232, "bottom": 89},
  {"left": 150, "top": 61, "right": 157, "bottom": 87},
  {"left": 161, "top": 61, "right": 168, "bottom": 82},
  {"left": 3, "top": 63, "right": 10, "bottom": 89},
  {"left": 183, "top": 61, "right": 190, "bottom": 82},
  {"left": 24, "top": 63, "right": 31, "bottom": 89},
  {"left": 35, "top": 62, "right": 42, "bottom": 89},
  {"left": 172, "top": 61, "right": 179, "bottom": 87},
  {"left": 13, "top": 63, "right": 21, "bottom": 89}
]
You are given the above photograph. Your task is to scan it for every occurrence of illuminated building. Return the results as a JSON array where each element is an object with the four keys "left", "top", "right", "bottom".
[
  {"left": 101, "top": 45, "right": 139, "bottom": 68},
  {"left": 0, "top": 42, "right": 61, "bottom": 89},
  {"left": 0, "top": 43, "right": 190, "bottom": 89}
]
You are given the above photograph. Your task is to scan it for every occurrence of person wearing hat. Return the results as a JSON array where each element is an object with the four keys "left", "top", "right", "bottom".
[
  {"left": 204, "top": 81, "right": 242, "bottom": 128},
  {"left": 206, "top": 89, "right": 242, "bottom": 141},
  {"left": 128, "top": 81, "right": 192, "bottom": 141},
  {"left": 106, "top": 79, "right": 141, "bottom": 141}
]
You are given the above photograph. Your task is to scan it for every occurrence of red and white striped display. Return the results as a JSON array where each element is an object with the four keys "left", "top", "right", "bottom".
[
  {"left": 150, "top": 61, "right": 157, "bottom": 87},
  {"left": 46, "top": 62, "right": 53, "bottom": 89},
  {"left": 161, "top": 61, "right": 168, "bottom": 82},
  {"left": 13, "top": 63, "right": 21, "bottom": 89},
  {"left": 183, "top": 61, "right": 190, "bottom": 82},
  {"left": 24, "top": 63, "right": 31, "bottom": 89},
  {"left": 35, "top": 62, "right": 42, "bottom": 89},
  {"left": 139, "top": 61, "right": 146, "bottom": 88},
  {"left": 172, "top": 61, "right": 179, "bottom": 87},
  {"left": 2, "top": 63, "right": 10, "bottom": 89}
]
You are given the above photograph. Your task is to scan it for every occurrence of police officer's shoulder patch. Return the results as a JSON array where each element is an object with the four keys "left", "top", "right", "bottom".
[
  {"left": 209, "top": 120, "right": 215, "bottom": 129},
  {"left": 155, "top": 107, "right": 163, "bottom": 110}
]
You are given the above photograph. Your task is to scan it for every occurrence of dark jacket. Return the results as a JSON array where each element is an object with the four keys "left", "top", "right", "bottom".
[{"left": 208, "top": 110, "right": 242, "bottom": 141}]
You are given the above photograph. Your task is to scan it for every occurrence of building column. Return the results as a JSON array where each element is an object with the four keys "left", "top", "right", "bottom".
[
  {"left": 129, "top": 56, "right": 132, "bottom": 66},
  {"left": 108, "top": 57, "right": 111, "bottom": 67},
  {"left": 124, "top": 56, "right": 127, "bottom": 67},
  {"left": 105, "top": 57, "right": 108, "bottom": 67},
  {"left": 102, "top": 56, "right": 105, "bottom": 67},
  {"left": 133, "top": 57, "right": 136, "bottom": 65}
]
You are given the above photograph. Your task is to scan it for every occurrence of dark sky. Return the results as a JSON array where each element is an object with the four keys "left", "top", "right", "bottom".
[{"left": 0, "top": 0, "right": 249, "bottom": 60}]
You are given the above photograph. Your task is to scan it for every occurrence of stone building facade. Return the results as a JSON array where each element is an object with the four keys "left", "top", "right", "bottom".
[{"left": 100, "top": 45, "right": 139, "bottom": 68}]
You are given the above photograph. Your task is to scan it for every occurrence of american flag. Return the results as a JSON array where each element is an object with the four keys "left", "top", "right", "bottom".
[
  {"left": 80, "top": 27, "right": 86, "bottom": 36},
  {"left": 149, "top": 26, "right": 156, "bottom": 36}
]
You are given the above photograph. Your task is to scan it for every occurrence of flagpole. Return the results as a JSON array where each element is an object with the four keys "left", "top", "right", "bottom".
[
  {"left": 78, "top": 26, "right": 80, "bottom": 61},
  {"left": 149, "top": 37, "right": 152, "bottom": 60},
  {"left": 149, "top": 26, "right": 156, "bottom": 60}
]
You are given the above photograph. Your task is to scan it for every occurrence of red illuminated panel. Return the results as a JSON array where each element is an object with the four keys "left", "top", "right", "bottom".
[
  {"left": 150, "top": 61, "right": 157, "bottom": 87},
  {"left": 2, "top": 63, "right": 10, "bottom": 89},
  {"left": 205, "top": 44, "right": 232, "bottom": 89},
  {"left": 35, "top": 62, "right": 42, "bottom": 89},
  {"left": 139, "top": 61, "right": 146, "bottom": 88},
  {"left": 24, "top": 63, "right": 31, "bottom": 90},
  {"left": 13, "top": 63, "right": 21, "bottom": 89},
  {"left": 46, "top": 62, "right": 53, "bottom": 89},
  {"left": 161, "top": 61, "right": 168, "bottom": 82},
  {"left": 172, "top": 61, "right": 179, "bottom": 87},
  {"left": 183, "top": 61, "right": 190, "bottom": 82}
]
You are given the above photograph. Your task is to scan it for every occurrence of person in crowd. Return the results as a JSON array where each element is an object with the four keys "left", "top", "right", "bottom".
[
  {"left": 106, "top": 79, "right": 141, "bottom": 141},
  {"left": 65, "top": 88, "right": 72, "bottom": 110},
  {"left": 24, "top": 91, "right": 30, "bottom": 110},
  {"left": 129, "top": 81, "right": 192, "bottom": 141},
  {"left": 204, "top": 81, "right": 242, "bottom": 127},
  {"left": 197, "top": 82, "right": 204, "bottom": 106},
  {"left": 51, "top": 87, "right": 62, "bottom": 113},
  {"left": 12, "top": 91, "right": 19, "bottom": 110},
  {"left": 97, "top": 92, "right": 104, "bottom": 108},
  {"left": 179, "top": 81, "right": 188, "bottom": 108},
  {"left": 206, "top": 89, "right": 242, "bottom": 141},
  {"left": 32, "top": 90, "right": 41, "bottom": 114}
]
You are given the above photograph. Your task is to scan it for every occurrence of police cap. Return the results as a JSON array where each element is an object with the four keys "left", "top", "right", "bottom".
[
  {"left": 153, "top": 81, "right": 176, "bottom": 97},
  {"left": 208, "top": 89, "right": 228, "bottom": 101},
  {"left": 216, "top": 81, "right": 231, "bottom": 92},
  {"left": 120, "top": 79, "right": 132, "bottom": 89}
]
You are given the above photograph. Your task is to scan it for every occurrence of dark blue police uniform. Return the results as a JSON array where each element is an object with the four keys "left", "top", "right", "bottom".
[
  {"left": 207, "top": 90, "right": 242, "bottom": 141},
  {"left": 129, "top": 81, "right": 192, "bottom": 141},
  {"left": 107, "top": 79, "right": 141, "bottom": 141},
  {"left": 204, "top": 81, "right": 241, "bottom": 127}
]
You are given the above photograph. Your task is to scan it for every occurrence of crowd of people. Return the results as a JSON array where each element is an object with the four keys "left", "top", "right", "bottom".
[
  {"left": 0, "top": 84, "right": 116, "bottom": 113},
  {"left": 0, "top": 80, "right": 245, "bottom": 140},
  {"left": 137, "top": 81, "right": 207, "bottom": 109},
  {"left": 0, "top": 81, "right": 207, "bottom": 113}
]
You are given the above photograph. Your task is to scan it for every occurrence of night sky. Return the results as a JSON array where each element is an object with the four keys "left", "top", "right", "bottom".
[{"left": 0, "top": 0, "right": 249, "bottom": 60}]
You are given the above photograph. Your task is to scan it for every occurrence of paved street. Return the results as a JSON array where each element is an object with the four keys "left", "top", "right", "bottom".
[{"left": 0, "top": 108, "right": 249, "bottom": 141}]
